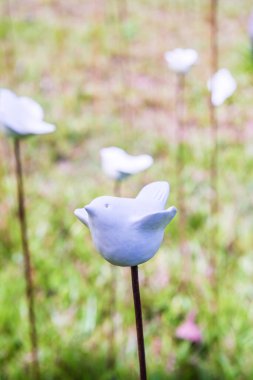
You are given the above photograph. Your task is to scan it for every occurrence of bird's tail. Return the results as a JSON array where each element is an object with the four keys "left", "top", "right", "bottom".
[{"left": 136, "top": 181, "right": 170, "bottom": 208}]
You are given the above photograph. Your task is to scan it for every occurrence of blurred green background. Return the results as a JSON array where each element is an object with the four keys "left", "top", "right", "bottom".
[{"left": 1, "top": 0, "right": 253, "bottom": 379}]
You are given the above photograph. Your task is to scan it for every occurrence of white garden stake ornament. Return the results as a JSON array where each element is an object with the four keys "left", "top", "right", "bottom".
[
  {"left": 75, "top": 181, "right": 177, "bottom": 379},
  {"left": 207, "top": 68, "right": 236, "bottom": 217},
  {"left": 208, "top": 0, "right": 219, "bottom": 218},
  {"left": 164, "top": 48, "right": 198, "bottom": 75},
  {"left": 0, "top": 88, "right": 56, "bottom": 380},
  {"left": 207, "top": 68, "right": 236, "bottom": 107},
  {"left": 100, "top": 146, "right": 153, "bottom": 372},
  {"left": 164, "top": 49, "right": 198, "bottom": 260},
  {"left": 100, "top": 146, "right": 153, "bottom": 196},
  {"left": 0, "top": 88, "right": 55, "bottom": 137}
]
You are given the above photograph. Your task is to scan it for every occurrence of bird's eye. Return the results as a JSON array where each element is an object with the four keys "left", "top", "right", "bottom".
[{"left": 104, "top": 203, "right": 110, "bottom": 209}]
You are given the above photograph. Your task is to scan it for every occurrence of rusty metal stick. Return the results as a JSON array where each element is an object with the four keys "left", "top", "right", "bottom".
[
  {"left": 209, "top": 0, "right": 219, "bottom": 215},
  {"left": 131, "top": 266, "right": 147, "bottom": 380},
  {"left": 13, "top": 139, "right": 40, "bottom": 380},
  {"left": 175, "top": 73, "right": 187, "bottom": 259}
]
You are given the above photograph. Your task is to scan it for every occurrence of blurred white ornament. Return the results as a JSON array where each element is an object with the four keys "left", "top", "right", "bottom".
[
  {"left": 164, "top": 48, "right": 198, "bottom": 74},
  {"left": 207, "top": 68, "right": 237, "bottom": 107},
  {"left": 100, "top": 147, "right": 153, "bottom": 181},
  {"left": 0, "top": 88, "right": 56, "bottom": 138}
]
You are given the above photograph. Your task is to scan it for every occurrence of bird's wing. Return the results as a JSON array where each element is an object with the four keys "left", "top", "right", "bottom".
[
  {"left": 74, "top": 208, "right": 89, "bottom": 227},
  {"left": 132, "top": 206, "right": 177, "bottom": 230},
  {"left": 136, "top": 182, "right": 170, "bottom": 208},
  {"left": 117, "top": 154, "right": 153, "bottom": 174},
  {"left": 19, "top": 96, "right": 44, "bottom": 120}
]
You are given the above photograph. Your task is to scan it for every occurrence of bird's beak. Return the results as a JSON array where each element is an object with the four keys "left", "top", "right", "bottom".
[
  {"left": 74, "top": 207, "right": 89, "bottom": 227},
  {"left": 84, "top": 204, "right": 94, "bottom": 216}
]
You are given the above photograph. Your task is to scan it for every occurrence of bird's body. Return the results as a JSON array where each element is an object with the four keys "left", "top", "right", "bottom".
[
  {"left": 0, "top": 88, "right": 55, "bottom": 137},
  {"left": 75, "top": 182, "right": 177, "bottom": 267},
  {"left": 165, "top": 48, "right": 198, "bottom": 74},
  {"left": 207, "top": 68, "right": 236, "bottom": 107},
  {"left": 87, "top": 197, "right": 164, "bottom": 266}
]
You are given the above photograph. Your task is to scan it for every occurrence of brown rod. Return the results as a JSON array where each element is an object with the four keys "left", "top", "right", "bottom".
[
  {"left": 209, "top": 0, "right": 219, "bottom": 281},
  {"left": 107, "top": 265, "right": 117, "bottom": 374},
  {"left": 114, "top": 180, "right": 121, "bottom": 197},
  {"left": 5, "top": 0, "right": 16, "bottom": 83},
  {"left": 131, "top": 266, "right": 147, "bottom": 380},
  {"left": 107, "top": 182, "right": 121, "bottom": 374},
  {"left": 175, "top": 73, "right": 187, "bottom": 258},
  {"left": 209, "top": 0, "right": 219, "bottom": 215},
  {"left": 112, "top": 0, "right": 134, "bottom": 131},
  {"left": 107, "top": 181, "right": 122, "bottom": 374},
  {"left": 116, "top": 0, "right": 128, "bottom": 21},
  {"left": 13, "top": 139, "right": 40, "bottom": 380}
]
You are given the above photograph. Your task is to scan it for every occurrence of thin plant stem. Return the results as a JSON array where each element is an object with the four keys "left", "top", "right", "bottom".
[
  {"left": 115, "top": 0, "right": 128, "bottom": 21},
  {"left": 114, "top": 180, "right": 121, "bottom": 197},
  {"left": 209, "top": 0, "right": 219, "bottom": 215},
  {"left": 209, "top": 99, "right": 218, "bottom": 215},
  {"left": 107, "top": 265, "right": 117, "bottom": 377},
  {"left": 107, "top": 181, "right": 121, "bottom": 375},
  {"left": 208, "top": 0, "right": 219, "bottom": 288},
  {"left": 13, "top": 139, "right": 40, "bottom": 380},
  {"left": 4, "top": 0, "right": 16, "bottom": 85},
  {"left": 131, "top": 266, "right": 147, "bottom": 380},
  {"left": 207, "top": 3, "right": 222, "bottom": 338},
  {"left": 111, "top": 0, "right": 134, "bottom": 131},
  {"left": 175, "top": 73, "right": 188, "bottom": 261}
]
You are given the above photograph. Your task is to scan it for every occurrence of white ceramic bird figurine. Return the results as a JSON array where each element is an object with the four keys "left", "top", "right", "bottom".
[
  {"left": 0, "top": 88, "right": 56, "bottom": 138},
  {"left": 164, "top": 48, "right": 198, "bottom": 75},
  {"left": 74, "top": 181, "right": 177, "bottom": 267},
  {"left": 207, "top": 68, "right": 236, "bottom": 107},
  {"left": 100, "top": 147, "right": 153, "bottom": 181}
]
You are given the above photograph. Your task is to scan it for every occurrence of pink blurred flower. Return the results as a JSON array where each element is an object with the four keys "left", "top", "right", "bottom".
[{"left": 176, "top": 311, "right": 202, "bottom": 343}]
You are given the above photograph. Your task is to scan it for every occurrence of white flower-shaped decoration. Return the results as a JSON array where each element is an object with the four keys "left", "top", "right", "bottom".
[
  {"left": 74, "top": 182, "right": 177, "bottom": 267},
  {"left": 100, "top": 147, "right": 153, "bottom": 181},
  {"left": 164, "top": 48, "right": 198, "bottom": 74},
  {"left": 207, "top": 69, "right": 237, "bottom": 107},
  {"left": 0, "top": 89, "right": 56, "bottom": 138}
]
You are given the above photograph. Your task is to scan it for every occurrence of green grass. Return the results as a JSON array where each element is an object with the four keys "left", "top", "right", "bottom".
[{"left": 1, "top": 0, "right": 253, "bottom": 379}]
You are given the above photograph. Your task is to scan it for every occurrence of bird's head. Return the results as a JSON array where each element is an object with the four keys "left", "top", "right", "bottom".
[
  {"left": 85, "top": 196, "right": 122, "bottom": 226},
  {"left": 75, "top": 195, "right": 132, "bottom": 229}
]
